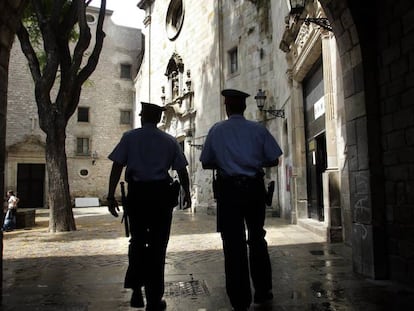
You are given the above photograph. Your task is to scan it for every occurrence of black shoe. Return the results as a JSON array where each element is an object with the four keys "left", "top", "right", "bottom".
[
  {"left": 232, "top": 307, "right": 248, "bottom": 311},
  {"left": 146, "top": 299, "right": 166, "bottom": 311},
  {"left": 254, "top": 290, "right": 273, "bottom": 304},
  {"left": 130, "top": 289, "right": 144, "bottom": 308}
]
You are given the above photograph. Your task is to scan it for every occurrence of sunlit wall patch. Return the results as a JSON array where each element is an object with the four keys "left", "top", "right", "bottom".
[{"left": 165, "top": 0, "right": 185, "bottom": 40}]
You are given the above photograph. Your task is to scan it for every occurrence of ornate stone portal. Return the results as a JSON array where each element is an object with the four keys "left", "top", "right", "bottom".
[
  {"left": 160, "top": 53, "right": 195, "bottom": 139},
  {"left": 279, "top": 0, "right": 345, "bottom": 242}
]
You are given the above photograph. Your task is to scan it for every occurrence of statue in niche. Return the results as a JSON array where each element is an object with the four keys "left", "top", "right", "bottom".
[
  {"left": 172, "top": 71, "right": 179, "bottom": 99},
  {"left": 185, "top": 69, "right": 192, "bottom": 93}
]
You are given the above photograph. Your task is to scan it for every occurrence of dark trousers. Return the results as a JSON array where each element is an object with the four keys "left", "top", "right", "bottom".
[
  {"left": 124, "top": 180, "right": 173, "bottom": 304},
  {"left": 217, "top": 175, "right": 272, "bottom": 308}
]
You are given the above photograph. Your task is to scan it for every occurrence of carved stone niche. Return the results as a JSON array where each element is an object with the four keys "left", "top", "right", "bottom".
[
  {"left": 165, "top": 53, "right": 184, "bottom": 101},
  {"left": 161, "top": 53, "right": 195, "bottom": 141}
]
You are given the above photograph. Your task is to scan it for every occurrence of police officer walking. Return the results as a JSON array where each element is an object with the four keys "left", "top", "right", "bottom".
[
  {"left": 200, "top": 89, "right": 282, "bottom": 311},
  {"left": 107, "top": 102, "right": 191, "bottom": 311}
]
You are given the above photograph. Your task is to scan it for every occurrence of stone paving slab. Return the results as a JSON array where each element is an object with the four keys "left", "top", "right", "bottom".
[{"left": 2, "top": 207, "right": 414, "bottom": 310}]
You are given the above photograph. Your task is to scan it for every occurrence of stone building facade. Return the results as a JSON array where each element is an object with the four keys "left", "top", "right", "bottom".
[
  {"left": 279, "top": 0, "right": 349, "bottom": 244},
  {"left": 5, "top": 7, "right": 142, "bottom": 207}
]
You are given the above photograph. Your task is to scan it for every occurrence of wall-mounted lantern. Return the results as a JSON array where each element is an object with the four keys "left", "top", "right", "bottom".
[
  {"left": 91, "top": 151, "right": 98, "bottom": 165},
  {"left": 255, "top": 89, "right": 285, "bottom": 118},
  {"left": 289, "top": 0, "right": 333, "bottom": 32}
]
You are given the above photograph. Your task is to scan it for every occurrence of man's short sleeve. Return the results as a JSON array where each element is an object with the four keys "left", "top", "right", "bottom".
[
  {"left": 263, "top": 130, "right": 283, "bottom": 160},
  {"left": 108, "top": 134, "right": 128, "bottom": 166}
]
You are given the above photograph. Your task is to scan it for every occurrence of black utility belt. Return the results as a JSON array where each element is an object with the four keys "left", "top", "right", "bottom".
[
  {"left": 218, "top": 174, "right": 262, "bottom": 182},
  {"left": 127, "top": 179, "right": 170, "bottom": 186}
]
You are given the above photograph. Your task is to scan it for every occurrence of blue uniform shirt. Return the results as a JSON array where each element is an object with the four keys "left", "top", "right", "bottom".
[
  {"left": 109, "top": 124, "right": 188, "bottom": 182},
  {"left": 200, "top": 115, "right": 282, "bottom": 176}
]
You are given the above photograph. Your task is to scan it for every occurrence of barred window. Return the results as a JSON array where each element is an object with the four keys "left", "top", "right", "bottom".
[
  {"left": 76, "top": 138, "right": 90, "bottom": 156},
  {"left": 120, "top": 64, "right": 132, "bottom": 79},
  {"left": 229, "top": 48, "right": 238, "bottom": 74},
  {"left": 120, "top": 110, "right": 132, "bottom": 125}
]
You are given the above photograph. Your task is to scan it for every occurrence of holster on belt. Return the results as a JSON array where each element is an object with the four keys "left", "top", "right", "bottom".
[{"left": 120, "top": 181, "right": 130, "bottom": 237}]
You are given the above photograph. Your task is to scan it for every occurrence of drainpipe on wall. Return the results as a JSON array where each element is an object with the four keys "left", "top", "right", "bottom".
[
  {"left": 148, "top": 4, "right": 152, "bottom": 102},
  {"left": 218, "top": 0, "right": 225, "bottom": 120},
  {"left": 138, "top": 0, "right": 153, "bottom": 102}
]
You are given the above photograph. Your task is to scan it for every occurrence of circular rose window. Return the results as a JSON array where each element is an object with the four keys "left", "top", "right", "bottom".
[{"left": 165, "top": 0, "right": 185, "bottom": 40}]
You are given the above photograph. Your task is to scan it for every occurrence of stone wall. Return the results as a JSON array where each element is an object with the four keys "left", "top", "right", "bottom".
[
  {"left": 320, "top": 0, "right": 414, "bottom": 283},
  {"left": 374, "top": 0, "right": 414, "bottom": 283}
]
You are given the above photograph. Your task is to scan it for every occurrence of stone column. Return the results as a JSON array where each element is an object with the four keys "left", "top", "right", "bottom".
[
  {"left": 322, "top": 31, "right": 338, "bottom": 169},
  {"left": 321, "top": 31, "right": 342, "bottom": 242},
  {"left": 290, "top": 79, "right": 308, "bottom": 222}
]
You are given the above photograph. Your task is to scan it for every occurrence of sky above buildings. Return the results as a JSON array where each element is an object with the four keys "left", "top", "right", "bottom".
[{"left": 89, "top": 0, "right": 144, "bottom": 29}]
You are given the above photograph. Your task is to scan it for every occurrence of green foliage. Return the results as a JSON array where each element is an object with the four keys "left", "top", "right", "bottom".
[{"left": 22, "top": 1, "right": 80, "bottom": 71}]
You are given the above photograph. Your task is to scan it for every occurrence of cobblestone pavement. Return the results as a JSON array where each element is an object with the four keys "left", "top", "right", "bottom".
[{"left": 2, "top": 207, "right": 414, "bottom": 311}]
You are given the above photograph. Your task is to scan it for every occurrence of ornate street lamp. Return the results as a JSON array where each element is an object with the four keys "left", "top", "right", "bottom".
[
  {"left": 289, "top": 0, "right": 306, "bottom": 15},
  {"left": 255, "top": 89, "right": 285, "bottom": 119},
  {"left": 186, "top": 130, "right": 203, "bottom": 150}
]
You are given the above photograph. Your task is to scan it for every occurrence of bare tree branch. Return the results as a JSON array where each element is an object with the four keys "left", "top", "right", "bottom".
[
  {"left": 71, "top": 0, "right": 91, "bottom": 72},
  {"left": 31, "top": 0, "right": 60, "bottom": 98},
  {"left": 58, "top": 0, "right": 78, "bottom": 78},
  {"left": 16, "top": 21, "right": 42, "bottom": 83},
  {"left": 66, "top": 0, "right": 106, "bottom": 119},
  {"left": 78, "top": 0, "right": 106, "bottom": 83}
]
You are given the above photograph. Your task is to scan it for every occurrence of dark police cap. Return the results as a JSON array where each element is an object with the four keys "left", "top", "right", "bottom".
[
  {"left": 139, "top": 102, "right": 166, "bottom": 116},
  {"left": 221, "top": 89, "right": 250, "bottom": 99},
  {"left": 221, "top": 89, "right": 250, "bottom": 105}
]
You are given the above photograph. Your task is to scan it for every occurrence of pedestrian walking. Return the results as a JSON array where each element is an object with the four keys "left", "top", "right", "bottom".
[
  {"left": 200, "top": 89, "right": 283, "bottom": 311},
  {"left": 3, "top": 190, "right": 19, "bottom": 231},
  {"left": 107, "top": 102, "right": 191, "bottom": 311}
]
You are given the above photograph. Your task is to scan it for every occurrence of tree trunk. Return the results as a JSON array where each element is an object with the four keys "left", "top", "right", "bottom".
[{"left": 45, "top": 121, "right": 76, "bottom": 232}]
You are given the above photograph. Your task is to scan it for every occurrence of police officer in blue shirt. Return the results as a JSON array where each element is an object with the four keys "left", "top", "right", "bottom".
[
  {"left": 200, "top": 89, "right": 282, "bottom": 311},
  {"left": 107, "top": 102, "right": 191, "bottom": 311}
]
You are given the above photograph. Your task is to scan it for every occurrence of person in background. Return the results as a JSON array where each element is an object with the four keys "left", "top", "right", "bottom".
[
  {"left": 3, "top": 190, "right": 19, "bottom": 231},
  {"left": 107, "top": 102, "right": 191, "bottom": 311},
  {"left": 200, "top": 89, "right": 283, "bottom": 311}
]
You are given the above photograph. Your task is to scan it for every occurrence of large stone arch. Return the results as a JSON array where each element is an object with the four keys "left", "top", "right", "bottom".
[{"left": 318, "top": 0, "right": 414, "bottom": 282}]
